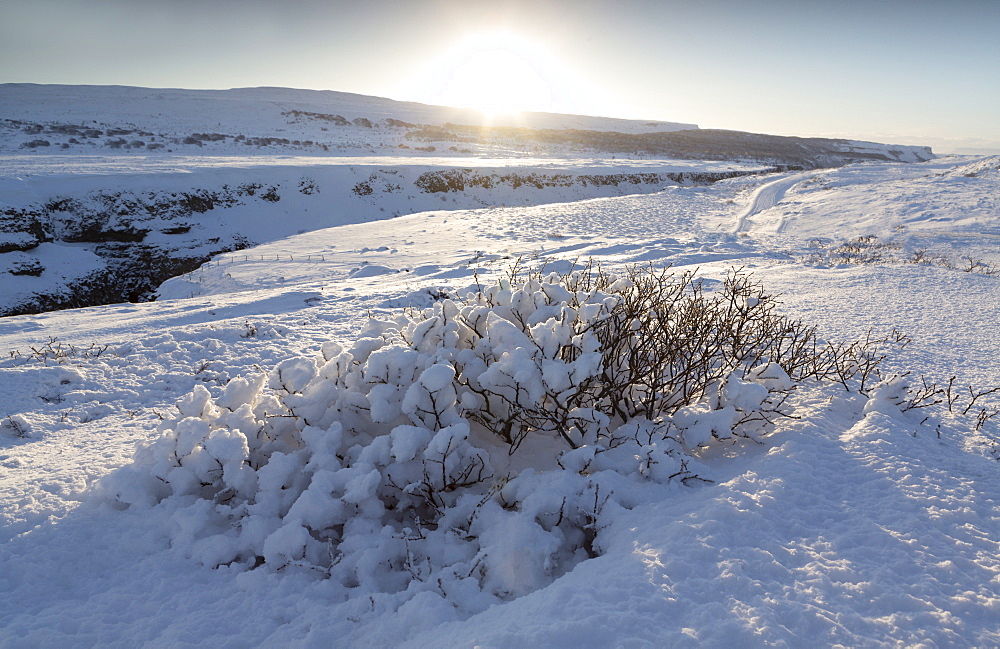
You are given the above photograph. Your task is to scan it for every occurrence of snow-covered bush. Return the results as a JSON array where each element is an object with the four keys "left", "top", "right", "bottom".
[
  {"left": 1, "top": 414, "right": 32, "bottom": 438},
  {"left": 102, "top": 264, "right": 908, "bottom": 606}
]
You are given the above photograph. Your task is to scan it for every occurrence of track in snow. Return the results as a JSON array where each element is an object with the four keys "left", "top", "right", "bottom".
[{"left": 732, "top": 171, "right": 819, "bottom": 234}]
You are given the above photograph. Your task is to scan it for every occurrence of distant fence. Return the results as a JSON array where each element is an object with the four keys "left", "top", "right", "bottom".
[{"left": 211, "top": 253, "right": 332, "bottom": 263}]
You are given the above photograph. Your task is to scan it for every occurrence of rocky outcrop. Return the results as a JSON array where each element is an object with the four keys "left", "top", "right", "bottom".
[{"left": 411, "top": 168, "right": 781, "bottom": 194}]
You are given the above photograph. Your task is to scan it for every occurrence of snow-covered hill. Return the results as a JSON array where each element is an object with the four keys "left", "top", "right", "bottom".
[
  {"left": 1, "top": 150, "right": 999, "bottom": 647},
  {"left": 1, "top": 84, "right": 932, "bottom": 166},
  {"left": 0, "top": 83, "right": 699, "bottom": 139},
  {"left": 0, "top": 84, "right": 696, "bottom": 158}
]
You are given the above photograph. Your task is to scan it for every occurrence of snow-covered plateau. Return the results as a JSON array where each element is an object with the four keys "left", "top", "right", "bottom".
[{"left": 1, "top": 86, "right": 998, "bottom": 649}]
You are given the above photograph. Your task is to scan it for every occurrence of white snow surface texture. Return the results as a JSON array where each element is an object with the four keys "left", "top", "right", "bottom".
[{"left": 2, "top": 89, "right": 1000, "bottom": 649}]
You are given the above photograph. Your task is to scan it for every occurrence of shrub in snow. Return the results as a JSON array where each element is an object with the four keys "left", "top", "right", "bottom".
[
  {"left": 7, "top": 337, "right": 111, "bottom": 365},
  {"left": 803, "top": 236, "right": 1000, "bottom": 278},
  {"left": 1, "top": 414, "right": 32, "bottom": 438},
  {"left": 102, "top": 264, "right": 912, "bottom": 606}
]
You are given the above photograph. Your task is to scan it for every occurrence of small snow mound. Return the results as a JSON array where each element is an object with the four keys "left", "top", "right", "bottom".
[
  {"left": 943, "top": 155, "right": 1000, "bottom": 179},
  {"left": 349, "top": 264, "right": 397, "bottom": 278}
]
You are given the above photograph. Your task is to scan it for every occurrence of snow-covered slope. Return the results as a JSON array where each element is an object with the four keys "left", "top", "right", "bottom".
[
  {"left": 0, "top": 83, "right": 699, "bottom": 137},
  {"left": 1, "top": 84, "right": 932, "bottom": 166},
  {"left": 1, "top": 154, "right": 999, "bottom": 648},
  {"left": 0, "top": 84, "right": 696, "bottom": 159}
]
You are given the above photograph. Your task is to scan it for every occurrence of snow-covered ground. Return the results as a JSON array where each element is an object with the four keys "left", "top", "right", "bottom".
[
  {"left": 2, "top": 147, "right": 999, "bottom": 647},
  {"left": 0, "top": 154, "right": 763, "bottom": 179},
  {"left": 0, "top": 157, "right": 770, "bottom": 316},
  {"left": 0, "top": 84, "right": 932, "bottom": 164},
  {"left": 0, "top": 84, "right": 699, "bottom": 142},
  {"left": 0, "top": 84, "right": 695, "bottom": 162},
  {"left": 0, "top": 84, "right": 937, "bottom": 317}
]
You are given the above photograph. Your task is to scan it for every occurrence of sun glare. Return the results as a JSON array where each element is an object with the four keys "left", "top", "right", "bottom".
[
  {"left": 440, "top": 47, "right": 551, "bottom": 115},
  {"left": 417, "top": 32, "right": 561, "bottom": 116}
]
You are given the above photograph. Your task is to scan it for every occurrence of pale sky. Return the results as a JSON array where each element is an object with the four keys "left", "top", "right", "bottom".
[{"left": 2, "top": 0, "right": 999, "bottom": 153}]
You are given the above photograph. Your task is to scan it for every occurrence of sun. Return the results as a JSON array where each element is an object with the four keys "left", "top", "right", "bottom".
[
  {"left": 420, "top": 32, "right": 559, "bottom": 116},
  {"left": 440, "top": 45, "right": 552, "bottom": 115}
]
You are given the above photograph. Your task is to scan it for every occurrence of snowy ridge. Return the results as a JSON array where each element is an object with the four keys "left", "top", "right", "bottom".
[{"left": 839, "top": 138, "right": 934, "bottom": 164}]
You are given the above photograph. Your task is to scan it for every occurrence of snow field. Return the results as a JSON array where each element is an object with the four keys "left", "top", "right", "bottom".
[
  {"left": 401, "top": 403, "right": 1000, "bottom": 648},
  {"left": 1, "top": 159, "right": 765, "bottom": 314},
  {"left": 1, "top": 154, "right": 1000, "bottom": 647}
]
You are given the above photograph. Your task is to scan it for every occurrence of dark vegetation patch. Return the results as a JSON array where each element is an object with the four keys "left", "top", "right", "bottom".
[
  {"left": 411, "top": 168, "right": 777, "bottom": 194},
  {"left": 2, "top": 118, "right": 332, "bottom": 152},
  {"left": 407, "top": 124, "right": 932, "bottom": 168}
]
